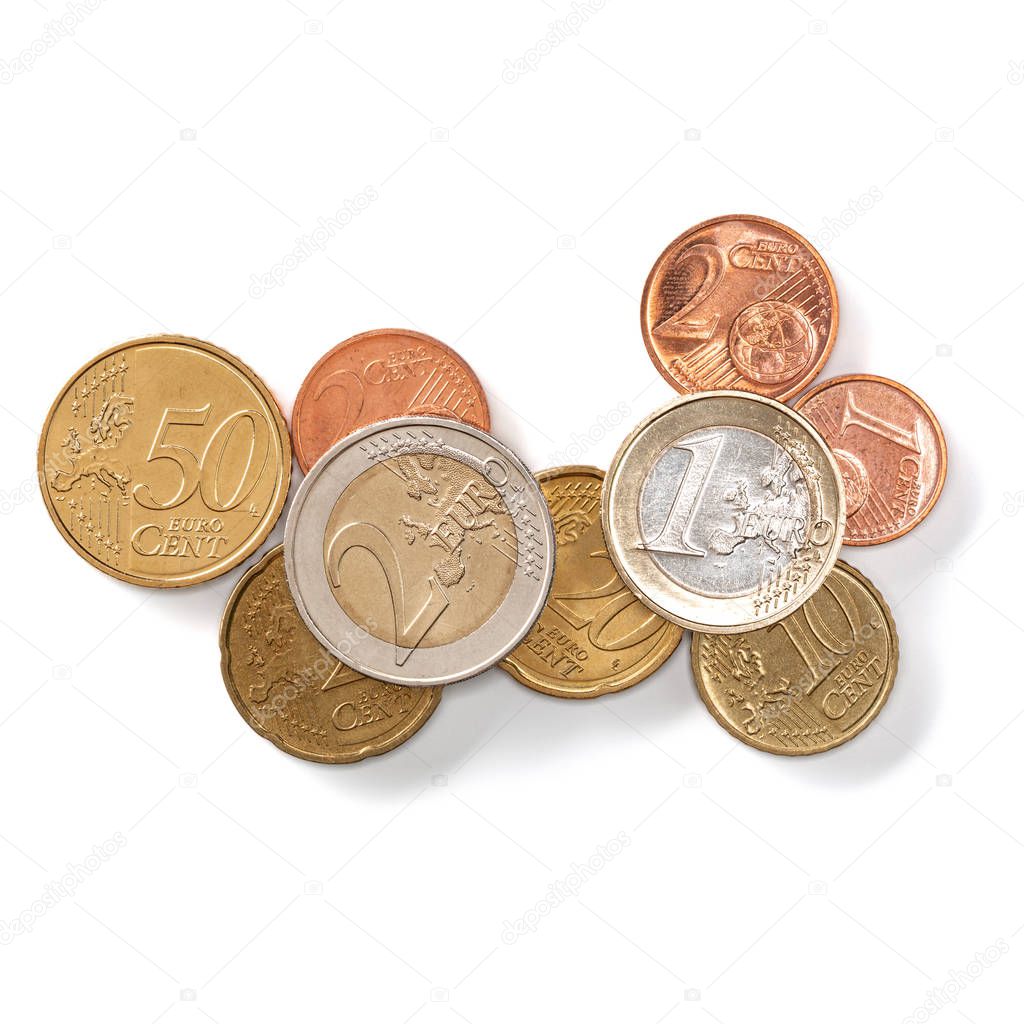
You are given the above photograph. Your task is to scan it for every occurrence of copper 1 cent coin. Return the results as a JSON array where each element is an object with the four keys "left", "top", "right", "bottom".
[
  {"left": 794, "top": 374, "right": 947, "bottom": 545},
  {"left": 292, "top": 328, "right": 489, "bottom": 472},
  {"left": 221, "top": 545, "right": 441, "bottom": 764},
  {"left": 641, "top": 215, "right": 838, "bottom": 402}
]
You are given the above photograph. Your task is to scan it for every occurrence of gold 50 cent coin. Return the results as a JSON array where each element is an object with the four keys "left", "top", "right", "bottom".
[
  {"left": 221, "top": 546, "right": 441, "bottom": 763},
  {"left": 38, "top": 336, "right": 291, "bottom": 587},
  {"left": 603, "top": 392, "right": 845, "bottom": 633},
  {"left": 691, "top": 560, "right": 897, "bottom": 755},
  {"left": 500, "top": 466, "right": 683, "bottom": 697}
]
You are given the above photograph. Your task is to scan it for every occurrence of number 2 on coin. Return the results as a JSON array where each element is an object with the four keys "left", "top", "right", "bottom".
[
  {"left": 549, "top": 549, "right": 667, "bottom": 651},
  {"left": 653, "top": 243, "right": 724, "bottom": 342},
  {"left": 326, "top": 522, "right": 449, "bottom": 665}
]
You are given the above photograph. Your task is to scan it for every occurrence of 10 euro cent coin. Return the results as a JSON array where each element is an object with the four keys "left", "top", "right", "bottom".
[
  {"left": 602, "top": 392, "right": 845, "bottom": 633},
  {"left": 284, "top": 417, "right": 555, "bottom": 686}
]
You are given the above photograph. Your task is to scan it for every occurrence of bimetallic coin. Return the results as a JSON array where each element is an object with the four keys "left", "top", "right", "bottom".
[
  {"left": 38, "top": 336, "right": 290, "bottom": 587},
  {"left": 692, "top": 561, "right": 898, "bottom": 755},
  {"left": 795, "top": 374, "right": 947, "bottom": 545},
  {"left": 221, "top": 546, "right": 441, "bottom": 764},
  {"left": 292, "top": 329, "right": 490, "bottom": 472},
  {"left": 285, "top": 417, "right": 555, "bottom": 686},
  {"left": 603, "top": 392, "right": 845, "bottom": 633},
  {"left": 500, "top": 466, "right": 684, "bottom": 698},
  {"left": 641, "top": 215, "right": 838, "bottom": 401}
]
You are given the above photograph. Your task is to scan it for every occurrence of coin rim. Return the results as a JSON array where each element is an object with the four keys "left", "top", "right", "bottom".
[
  {"left": 794, "top": 373, "right": 948, "bottom": 546},
  {"left": 284, "top": 415, "right": 556, "bottom": 686},
  {"left": 640, "top": 213, "right": 840, "bottom": 402},
  {"left": 37, "top": 334, "right": 292, "bottom": 588},
  {"left": 499, "top": 464, "right": 685, "bottom": 699},
  {"left": 690, "top": 558, "right": 899, "bottom": 755},
  {"left": 219, "top": 545, "right": 442, "bottom": 764},
  {"left": 601, "top": 390, "right": 846, "bottom": 633},
  {"left": 292, "top": 328, "right": 491, "bottom": 473}
]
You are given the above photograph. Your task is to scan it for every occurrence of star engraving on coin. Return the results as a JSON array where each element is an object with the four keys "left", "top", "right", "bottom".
[
  {"left": 795, "top": 374, "right": 947, "bottom": 545},
  {"left": 641, "top": 215, "right": 838, "bottom": 401},
  {"left": 691, "top": 561, "right": 898, "bottom": 754},
  {"left": 285, "top": 418, "right": 555, "bottom": 686},
  {"left": 603, "top": 392, "right": 845, "bottom": 633},
  {"left": 500, "top": 466, "right": 684, "bottom": 698},
  {"left": 221, "top": 546, "right": 441, "bottom": 763},
  {"left": 38, "top": 335, "right": 291, "bottom": 587},
  {"left": 292, "top": 328, "right": 490, "bottom": 472}
]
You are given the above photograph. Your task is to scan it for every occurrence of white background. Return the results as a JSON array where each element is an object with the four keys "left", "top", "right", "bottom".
[{"left": 0, "top": 1, "right": 1019, "bottom": 1021}]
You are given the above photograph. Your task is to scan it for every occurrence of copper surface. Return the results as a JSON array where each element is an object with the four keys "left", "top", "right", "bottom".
[
  {"left": 794, "top": 374, "right": 947, "bottom": 545},
  {"left": 292, "top": 328, "right": 489, "bottom": 471},
  {"left": 641, "top": 215, "right": 838, "bottom": 401}
]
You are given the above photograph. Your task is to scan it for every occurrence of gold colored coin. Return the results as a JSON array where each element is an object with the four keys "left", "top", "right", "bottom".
[
  {"left": 500, "top": 466, "right": 684, "bottom": 698},
  {"left": 220, "top": 546, "right": 442, "bottom": 764},
  {"left": 691, "top": 560, "right": 897, "bottom": 755},
  {"left": 38, "top": 335, "right": 291, "bottom": 587}
]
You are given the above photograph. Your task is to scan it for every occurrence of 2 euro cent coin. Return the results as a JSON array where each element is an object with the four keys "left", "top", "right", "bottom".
[
  {"left": 602, "top": 392, "right": 845, "bottom": 633},
  {"left": 284, "top": 418, "right": 555, "bottom": 686},
  {"left": 291, "top": 329, "right": 490, "bottom": 472},
  {"left": 641, "top": 215, "right": 838, "bottom": 401}
]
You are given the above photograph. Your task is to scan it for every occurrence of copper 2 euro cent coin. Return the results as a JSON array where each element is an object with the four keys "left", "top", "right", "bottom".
[
  {"left": 292, "top": 328, "right": 490, "bottom": 472},
  {"left": 38, "top": 335, "right": 291, "bottom": 587},
  {"left": 641, "top": 214, "right": 838, "bottom": 401},
  {"left": 794, "top": 374, "right": 947, "bottom": 545}
]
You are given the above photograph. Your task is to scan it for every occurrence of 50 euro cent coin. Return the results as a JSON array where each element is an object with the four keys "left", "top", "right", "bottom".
[{"left": 38, "top": 335, "right": 290, "bottom": 587}]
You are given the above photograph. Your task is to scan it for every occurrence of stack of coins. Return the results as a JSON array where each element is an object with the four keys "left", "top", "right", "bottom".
[{"left": 37, "top": 214, "right": 946, "bottom": 763}]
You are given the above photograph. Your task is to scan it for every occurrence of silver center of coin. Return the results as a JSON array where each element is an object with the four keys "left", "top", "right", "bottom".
[{"left": 639, "top": 425, "right": 810, "bottom": 598}]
